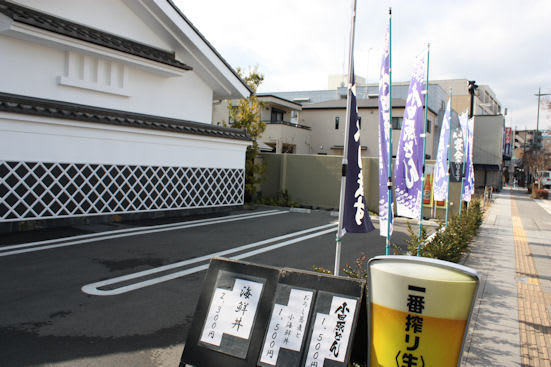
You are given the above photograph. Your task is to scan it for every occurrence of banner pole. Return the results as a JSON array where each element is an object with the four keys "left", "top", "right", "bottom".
[
  {"left": 385, "top": 7, "right": 393, "bottom": 256},
  {"left": 445, "top": 88, "right": 453, "bottom": 226},
  {"left": 334, "top": 0, "right": 357, "bottom": 276},
  {"left": 459, "top": 114, "right": 468, "bottom": 218},
  {"left": 417, "top": 44, "right": 430, "bottom": 255}
]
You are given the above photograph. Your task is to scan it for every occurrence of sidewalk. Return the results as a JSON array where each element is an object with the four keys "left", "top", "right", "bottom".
[{"left": 461, "top": 189, "right": 551, "bottom": 367}]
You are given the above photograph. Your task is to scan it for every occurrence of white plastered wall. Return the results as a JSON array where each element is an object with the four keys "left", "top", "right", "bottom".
[
  {"left": 0, "top": 113, "right": 248, "bottom": 168},
  {"left": 0, "top": 35, "right": 213, "bottom": 123}
]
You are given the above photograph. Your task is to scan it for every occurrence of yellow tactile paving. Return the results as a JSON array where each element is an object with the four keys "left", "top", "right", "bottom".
[{"left": 512, "top": 198, "right": 551, "bottom": 367}]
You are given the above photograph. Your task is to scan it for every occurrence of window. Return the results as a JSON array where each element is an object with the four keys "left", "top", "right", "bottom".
[
  {"left": 290, "top": 110, "right": 298, "bottom": 124},
  {"left": 335, "top": 116, "right": 340, "bottom": 129},
  {"left": 271, "top": 108, "right": 284, "bottom": 122},
  {"left": 392, "top": 117, "right": 403, "bottom": 129},
  {"left": 358, "top": 116, "right": 362, "bottom": 128},
  {"left": 426, "top": 120, "right": 431, "bottom": 133},
  {"left": 282, "top": 144, "right": 296, "bottom": 153},
  {"left": 228, "top": 106, "right": 238, "bottom": 126}
]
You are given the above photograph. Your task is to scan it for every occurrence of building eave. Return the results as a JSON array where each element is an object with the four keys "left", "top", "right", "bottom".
[
  {"left": 0, "top": 92, "right": 251, "bottom": 142},
  {"left": 0, "top": 0, "right": 192, "bottom": 71}
]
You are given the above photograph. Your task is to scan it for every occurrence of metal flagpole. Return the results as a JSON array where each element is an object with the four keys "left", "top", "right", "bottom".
[
  {"left": 445, "top": 88, "right": 453, "bottom": 226},
  {"left": 459, "top": 114, "right": 468, "bottom": 218},
  {"left": 334, "top": 0, "right": 357, "bottom": 276},
  {"left": 417, "top": 44, "right": 430, "bottom": 255},
  {"left": 385, "top": 7, "right": 393, "bottom": 256}
]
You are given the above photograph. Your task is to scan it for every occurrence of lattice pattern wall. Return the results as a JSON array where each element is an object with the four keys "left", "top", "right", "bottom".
[{"left": 0, "top": 161, "right": 244, "bottom": 221}]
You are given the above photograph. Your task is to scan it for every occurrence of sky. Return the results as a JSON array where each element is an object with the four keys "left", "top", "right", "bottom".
[{"left": 174, "top": 0, "right": 551, "bottom": 131}]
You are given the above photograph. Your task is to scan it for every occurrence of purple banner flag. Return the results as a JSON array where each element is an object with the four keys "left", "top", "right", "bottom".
[
  {"left": 343, "top": 71, "right": 375, "bottom": 233},
  {"left": 378, "top": 21, "right": 393, "bottom": 237},
  {"left": 433, "top": 97, "right": 451, "bottom": 202},
  {"left": 463, "top": 117, "right": 475, "bottom": 201},
  {"left": 394, "top": 53, "right": 426, "bottom": 219}
]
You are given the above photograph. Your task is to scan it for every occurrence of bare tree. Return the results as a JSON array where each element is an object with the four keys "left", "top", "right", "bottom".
[{"left": 523, "top": 146, "right": 550, "bottom": 188}]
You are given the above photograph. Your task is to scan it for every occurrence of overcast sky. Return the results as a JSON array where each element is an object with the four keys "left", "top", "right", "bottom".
[{"left": 174, "top": 0, "right": 551, "bottom": 131}]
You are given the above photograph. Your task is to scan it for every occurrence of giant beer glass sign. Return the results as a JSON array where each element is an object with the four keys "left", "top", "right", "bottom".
[{"left": 368, "top": 256, "right": 479, "bottom": 367}]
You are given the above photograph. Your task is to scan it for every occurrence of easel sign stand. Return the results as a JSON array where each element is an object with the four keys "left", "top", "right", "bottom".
[
  {"left": 180, "top": 258, "right": 280, "bottom": 366},
  {"left": 367, "top": 256, "right": 479, "bottom": 367},
  {"left": 180, "top": 258, "right": 367, "bottom": 367}
]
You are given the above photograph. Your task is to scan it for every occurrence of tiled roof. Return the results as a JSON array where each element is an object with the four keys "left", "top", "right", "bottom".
[
  {"left": 256, "top": 94, "right": 303, "bottom": 108},
  {"left": 0, "top": 0, "right": 192, "bottom": 71},
  {"left": 0, "top": 92, "right": 251, "bottom": 141}
]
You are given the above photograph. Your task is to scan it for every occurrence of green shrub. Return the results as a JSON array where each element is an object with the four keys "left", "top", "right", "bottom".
[
  {"left": 531, "top": 188, "right": 549, "bottom": 199},
  {"left": 312, "top": 254, "right": 369, "bottom": 280},
  {"left": 409, "top": 199, "right": 484, "bottom": 263},
  {"left": 257, "top": 190, "right": 298, "bottom": 207},
  {"left": 342, "top": 254, "right": 369, "bottom": 279},
  {"left": 406, "top": 222, "right": 429, "bottom": 256},
  {"left": 311, "top": 265, "right": 332, "bottom": 275}
]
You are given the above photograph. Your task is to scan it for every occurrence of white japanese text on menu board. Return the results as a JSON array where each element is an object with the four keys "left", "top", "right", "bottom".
[
  {"left": 259, "top": 289, "right": 314, "bottom": 365},
  {"left": 200, "top": 278, "right": 263, "bottom": 346},
  {"left": 304, "top": 296, "right": 357, "bottom": 367}
]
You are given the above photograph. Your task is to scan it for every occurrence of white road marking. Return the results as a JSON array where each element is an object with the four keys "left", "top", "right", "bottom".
[
  {"left": 82, "top": 224, "right": 338, "bottom": 296},
  {"left": 0, "top": 210, "right": 286, "bottom": 257}
]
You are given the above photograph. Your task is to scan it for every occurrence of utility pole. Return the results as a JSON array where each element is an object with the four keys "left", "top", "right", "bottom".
[{"left": 535, "top": 87, "right": 551, "bottom": 132}]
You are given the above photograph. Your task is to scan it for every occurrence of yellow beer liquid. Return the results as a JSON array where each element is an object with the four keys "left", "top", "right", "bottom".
[{"left": 370, "top": 303, "right": 466, "bottom": 366}]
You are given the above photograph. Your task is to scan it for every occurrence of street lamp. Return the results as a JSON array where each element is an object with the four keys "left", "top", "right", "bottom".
[
  {"left": 468, "top": 80, "right": 478, "bottom": 118},
  {"left": 535, "top": 87, "right": 551, "bottom": 132}
]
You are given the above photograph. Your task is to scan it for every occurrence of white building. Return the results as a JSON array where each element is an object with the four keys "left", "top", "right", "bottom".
[{"left": 0, "top": 0, "right": 251, "bottom": 227}]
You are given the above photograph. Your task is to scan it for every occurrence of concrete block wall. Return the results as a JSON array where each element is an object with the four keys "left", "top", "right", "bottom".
[{"left": 259, "top": 153, "right": 464, "bottom": 219}]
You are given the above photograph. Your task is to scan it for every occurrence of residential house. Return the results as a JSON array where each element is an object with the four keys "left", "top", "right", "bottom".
[
  {"left": 299, "top": 97, "right": 438, "bottom": 158},
  {"left": 271, "top": 78, "right": 505, "bottom": 190},
  {"left": 272, "top": 82, "right": 448, "bottom": 159},
  {"left": 213, "top": 94, "right": 310, "bottom": 154}
]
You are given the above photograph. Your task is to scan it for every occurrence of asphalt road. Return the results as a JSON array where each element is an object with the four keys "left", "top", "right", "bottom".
[{"left": 0, "top": 206, "right": 414, "bottom": 366}]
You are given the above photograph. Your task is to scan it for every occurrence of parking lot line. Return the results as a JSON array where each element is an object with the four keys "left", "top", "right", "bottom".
[
  {"left": 82, "top": 223, "right": 338, "bottom": 296},
  {"left": 0, "top": 210, "right": 286, "bottom": 257}
]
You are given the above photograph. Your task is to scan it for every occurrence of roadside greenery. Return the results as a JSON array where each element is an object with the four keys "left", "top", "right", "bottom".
[
  {"left": 256, "top": 190, "right": 298, "bottom": 207},
  {"left": 406, "top": 199, "right": 484, "bottom": 263},
  {"left": 312, "top": 254, "right": 369, "bottom": 279},
  {"left": 313, "top": 199, "right": 484, "bottom": 280},
  {"left": 531, "top": 186, "right": 549, "bottom": 199},
  {"left": 226, "top": 67, "right": 266, "bottom": 202}
]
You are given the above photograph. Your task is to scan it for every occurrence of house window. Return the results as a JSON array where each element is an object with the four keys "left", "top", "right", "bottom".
[
  {"left": 228, "top": 106, "right": 238, "bottom": 126},
  {"left": 290, "top": 110, "right": 298, "bottom": 124},
  {"left": 335, "top": 116, "right": 340, "bottom": 129},
  {"left": 392, "top": 117, "right": 403, "bottom": 129},
  {"left": 271, "top": 108, "right": 284, "bottom": 122},
  {"left": 426, "top": 120, "right": 431, "bottom": 133}
]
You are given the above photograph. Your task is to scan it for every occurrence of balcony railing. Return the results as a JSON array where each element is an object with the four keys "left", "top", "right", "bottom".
[{"left": 263, "top": 120, "right": 311, "bottom": 130}]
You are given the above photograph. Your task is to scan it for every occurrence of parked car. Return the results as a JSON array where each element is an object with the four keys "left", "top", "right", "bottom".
[{"left": 536, "top": 170, "right": 551, "bottom": 189}]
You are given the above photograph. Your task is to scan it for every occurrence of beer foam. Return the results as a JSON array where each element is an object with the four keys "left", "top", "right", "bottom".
[{"left": 370, "top": 261, "right": 476, "bottom": 320}]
